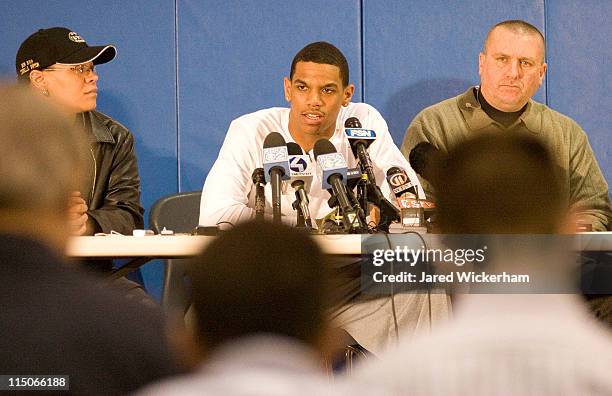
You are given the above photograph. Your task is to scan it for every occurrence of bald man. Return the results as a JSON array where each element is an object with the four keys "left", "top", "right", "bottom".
[{"left": 402, "top": 19, "right": 611, "bottom": 232}]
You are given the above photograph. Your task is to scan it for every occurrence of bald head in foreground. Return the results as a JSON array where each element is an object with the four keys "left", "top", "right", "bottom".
[
  {"left": 137, "top": 220, "right": 354, "bottom": 395},
  {"left": 0, "top": 84, "right": 180, "bottom": 395},
  {"left": 355, "top": 132, "right": 612, "bottom": 395}
]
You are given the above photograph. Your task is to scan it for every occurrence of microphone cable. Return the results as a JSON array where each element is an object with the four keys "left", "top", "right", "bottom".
[
  {"left": 383, "top": 232, "right": 400, "bottom": 345},
  {"left": 400, "top": 230, "right": 432, "bottom": 331}
]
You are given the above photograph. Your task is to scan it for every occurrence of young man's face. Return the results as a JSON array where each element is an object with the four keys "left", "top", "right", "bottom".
[
  {"left": 479, "top": 27, "right": 547, "bottom": 112},
  {"left": 284, "top": 61, "right": 354, "bottom": 141}
]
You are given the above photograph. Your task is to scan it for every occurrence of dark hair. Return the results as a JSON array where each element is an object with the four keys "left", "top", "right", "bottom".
[
  {"left": 190, "top": 220, "right": 330, "bottom": 350},
  {"left": 435, "top": 133, "right": 563, "bottom": 234},
  {"left": 290, "top": 41, "right": 349, "bottom": 87},
  {"left": 484, "top": 20, "right": 546, "bottom": 61}
]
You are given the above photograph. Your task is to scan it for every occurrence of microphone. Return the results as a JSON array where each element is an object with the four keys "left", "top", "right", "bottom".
[
  {"left": 344, "top": 117, "right": 377, "bottom": 184},
  {"left": 286, "top": 142, "right": 313, "bottom": 228},
  {"left": 409, "top": 142, "right": 441, "bottom": 185},
  {"left": 344, "top": 117, "right": 399, "bottom": 231},
  {"left": 386, "top": 166, "right": 418, "bottom": 199},
  {"left": 313, "top": 138, "right": 367, "bottom": 233},
  {"left": 325, "top": 166, "right": 363, "bottom": 210},
  {"left": 346, "top": 167, "right": 362, "bottom": 189},
  {"left": 263, "top": 132, "right": 290, "bottom": 223},
  {"left": 386, "top": 166, "right": 435, "bottom": 227},
  {"left": 251, "top": 168, "right": 266, "bottom": 221}
]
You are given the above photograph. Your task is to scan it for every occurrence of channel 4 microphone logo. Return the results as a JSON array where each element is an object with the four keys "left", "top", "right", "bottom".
[
  {"left": 289, "top": 155, "right": 309, "bottom": 173},
  {"left": 345, "top": 128, "right": 376, "bottom": 139}
]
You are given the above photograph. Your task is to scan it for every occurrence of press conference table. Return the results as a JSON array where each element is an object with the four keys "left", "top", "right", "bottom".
[
  {"left": 66, "top": 234, "right": 364, "bottom": 278},
  {"left": 66, "top": 232, "right": 612, "bottom": 279}
]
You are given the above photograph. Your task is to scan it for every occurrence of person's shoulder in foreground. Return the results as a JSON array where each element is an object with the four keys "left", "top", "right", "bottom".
[
  {"left": 351, "top": 131, "right": 612, "bottom": 395},
  {"left": 0, "top": 235, "right": 181, "bottom": 396},
  {"left": 135, "top": 220, "right": 358, "bottom": 395},
  {"left": 0, "top": 84, "right": 180, "bottom": 396}
]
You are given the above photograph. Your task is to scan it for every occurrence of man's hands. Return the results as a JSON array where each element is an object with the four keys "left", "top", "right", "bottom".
[{"left": 68, "top": 192, "right": 89, "bottom": 236}]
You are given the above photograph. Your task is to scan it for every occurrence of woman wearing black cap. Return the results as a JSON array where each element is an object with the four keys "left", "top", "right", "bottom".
[{"left": 16, "top": 27, "right": 144, "bottom": 241}]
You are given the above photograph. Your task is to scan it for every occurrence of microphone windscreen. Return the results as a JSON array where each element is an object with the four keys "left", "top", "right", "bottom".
[
  {"left": 409, "top": 142, "right": 437, "bottom": 177},
  {"left": 313, "top": 138, "right": 337, "bottom": 159},
  {"left": 263, "top": 131, "right": 286, "bottom": 148},
  {"left": 344, "top": 117, "right": 362, "bottom": 128},
  {"left": 386, "top": 166, "right": 417, "bottom": 198},
  {"left": 314, "top": 139, "right": 347, "bottom": 190},
  {"left": 263, "top": 132, "right": 290, "bottom": 182},
  {"left": 386, "top": 166, "right": 402, "bottom": 177},
  {"left": 252, "top": 168, "right": 265, "bottom": 185},
  {"left": 286, "top": 142, "right": 303, "bottom": 155}
]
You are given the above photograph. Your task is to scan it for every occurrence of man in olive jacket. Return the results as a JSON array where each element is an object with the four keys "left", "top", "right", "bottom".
[{"left": 402, "top": 20, "right": 611, "bottom": 232}]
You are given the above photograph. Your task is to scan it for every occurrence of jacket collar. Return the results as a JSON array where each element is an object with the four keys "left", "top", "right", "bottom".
[
  {"left": 458, "top": 86, "right": 542, "bottom": 134},
  {"left": 82, "top": 111, "right": 116, "bottom": 144}
]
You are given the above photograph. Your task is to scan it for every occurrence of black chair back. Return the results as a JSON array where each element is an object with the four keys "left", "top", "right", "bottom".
[
  {"left": 149, "top": 191, "right": 202, "bottom": 234},
  {"left": 148, "top": 191, "right": 202, "bottom": 314}
]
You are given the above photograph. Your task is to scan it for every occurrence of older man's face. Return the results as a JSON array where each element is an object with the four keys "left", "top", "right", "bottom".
[{"left": 479, "top": 27, "right": 547, "bottom": 112}]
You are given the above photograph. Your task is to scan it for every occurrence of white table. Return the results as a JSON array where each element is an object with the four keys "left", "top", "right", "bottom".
[{"left": 66, "top": 234, "right": 364, "bottom": 278}]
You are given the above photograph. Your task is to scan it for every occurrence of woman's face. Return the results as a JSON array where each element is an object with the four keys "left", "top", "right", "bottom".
[{"left": 41, "top": 62, "right": 99, "bottom": 114}]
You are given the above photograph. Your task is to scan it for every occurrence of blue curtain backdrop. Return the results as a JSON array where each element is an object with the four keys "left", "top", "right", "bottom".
[{"left": 1, "top": 0, "right": 609, "bottom": 299}]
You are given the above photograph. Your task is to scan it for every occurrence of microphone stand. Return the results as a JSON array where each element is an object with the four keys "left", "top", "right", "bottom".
[
  {"left": 354, "top": 147, "right": 400, "bottom": 232},
  {"left": 255, "top": 185, "right": 265, "bottom": 221},
  {"left": 367, "top": 183, "right": 399, "bottom": 232},
  {"left": 292, "top": 198, "right": 305, "bottom": 227},
  {"left": 356, "top": 173, "right": 369, "bottom": 217},
  {"left": 270, "top": 170, "right": 282, "bottom": 224},
  {"left": 252, "top": 168, "right": 266, "bottom": 221},
  {"left": 346, "top": 188, "right": 369, "bottom": 233},
  {"left": 288, "top": 179, "right": 313, "bottom": 229},
  {"left": 326, "top": 185, "right": 368, "bottom": 233}
]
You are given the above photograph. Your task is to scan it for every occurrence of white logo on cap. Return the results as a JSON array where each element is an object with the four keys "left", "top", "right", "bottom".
[{"left": 68, "top": 32, "right": 85, "bottom": 43}]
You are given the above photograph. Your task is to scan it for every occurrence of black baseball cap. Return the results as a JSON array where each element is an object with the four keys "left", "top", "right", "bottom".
[{"left": 16, "top": 27, "right": 116, "bottom": 81}]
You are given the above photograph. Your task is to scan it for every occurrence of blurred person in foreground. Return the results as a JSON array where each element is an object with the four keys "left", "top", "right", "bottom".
[
  {"left": 352, "top": 134, "right": 612, "bottom": 395},
  {"left": 0, "top": 84, "right": 180, "bottom": 395},
  {"left": 137, "top": 220, "right": 354, "bottom": 395}
]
